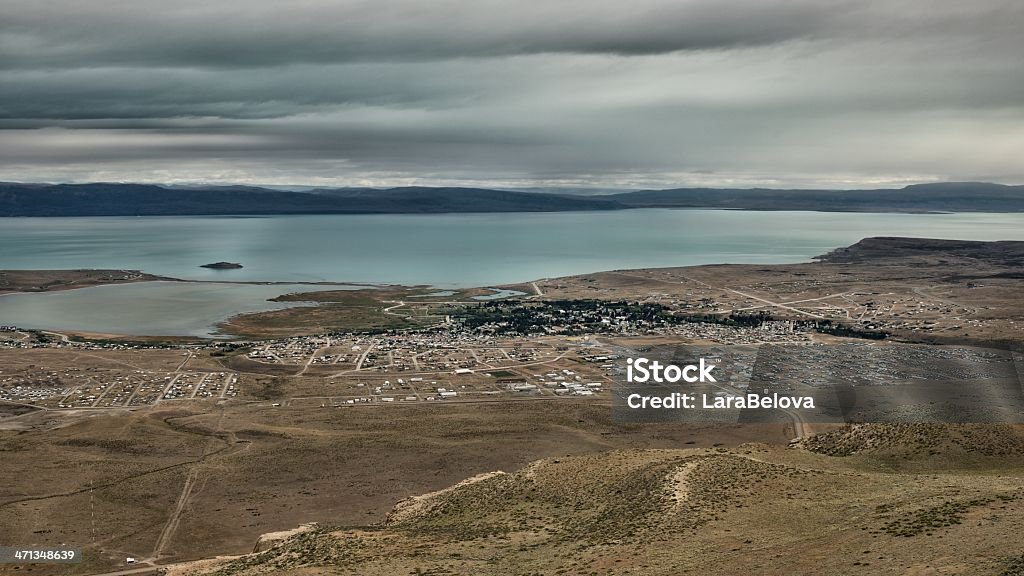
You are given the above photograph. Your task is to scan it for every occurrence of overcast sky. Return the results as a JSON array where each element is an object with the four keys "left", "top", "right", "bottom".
[{"left": 1, "top": 0, "right": 1022, "bottom": 188}]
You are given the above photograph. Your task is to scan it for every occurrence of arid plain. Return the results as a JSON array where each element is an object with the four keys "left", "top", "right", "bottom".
[{"left": 2, "top": 237, "right": 1023, "bottom": 575}]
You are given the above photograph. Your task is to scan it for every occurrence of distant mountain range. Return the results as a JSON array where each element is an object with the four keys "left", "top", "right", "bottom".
[{"left": 0, "top": 181, "right": 1021, "bottom": 216}]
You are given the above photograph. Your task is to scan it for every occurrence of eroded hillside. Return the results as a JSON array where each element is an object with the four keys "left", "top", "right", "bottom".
[{"left": 184, "top": 425, "right": 1024, "bottom": 576}]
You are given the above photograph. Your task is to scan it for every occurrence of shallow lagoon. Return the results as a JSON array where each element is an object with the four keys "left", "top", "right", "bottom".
[{"left": 0, "top": 282, "right": 344, "bottom": 337}]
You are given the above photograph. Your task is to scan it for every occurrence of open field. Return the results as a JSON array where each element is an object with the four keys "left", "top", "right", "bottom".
[
  {"left": 2, "top": 334, "right": 1021, "bottom": 574},
  {"left": 179, "top": 428, "right": 1024, "bottom": 576},
  {"left": 0, "top": 395, "right": 785, "bottom": 575},
  {"left": 0, "top": 336, "right": 789, "bottom": 575},
  {"left": 0, "top": 238, "right": 1022, "bottom": 574}
]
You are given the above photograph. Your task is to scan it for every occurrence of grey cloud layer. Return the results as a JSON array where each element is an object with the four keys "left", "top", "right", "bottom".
[
  {"left": 1, "top": 0, "right": 853, "bottom": 68},
  {"left": 1, "top": 0, "right": 1022, "bottom": 186}
]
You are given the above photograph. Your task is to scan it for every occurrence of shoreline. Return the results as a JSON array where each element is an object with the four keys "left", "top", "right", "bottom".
[
  {"left": 0, "top": 207, "right": 1004, "bottom": 217},
  {"left": 0, "top": 275, "right": 400, "bottom": 295},
  {"left": 3, "top": 236, "right": 1023, "bottom": 342}
]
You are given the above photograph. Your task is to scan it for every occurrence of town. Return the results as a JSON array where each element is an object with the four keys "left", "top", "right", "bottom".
[{"left": 0, "top": 294, "right": 834, "bottom": 412}]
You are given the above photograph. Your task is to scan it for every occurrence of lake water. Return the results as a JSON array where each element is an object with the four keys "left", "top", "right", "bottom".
[
  {"left": 0, "top": 282, "right": 344, "bottom": 337},
  {"left": 2, "top": 210, "right": 1023, "bottom": 336},
  {"left": 4, "top": 210, "right": 1024, "bottom": 285}
]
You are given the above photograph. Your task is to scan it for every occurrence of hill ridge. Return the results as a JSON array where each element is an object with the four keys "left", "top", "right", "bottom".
[{"left": 1, "top": 181, "right": 1022, "bottom": 215}]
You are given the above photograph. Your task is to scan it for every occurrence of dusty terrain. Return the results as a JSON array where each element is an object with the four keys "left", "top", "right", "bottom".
[
  {"left": 0, "top": 394, "right": 784, "bottom": 575},
  {"left": 181, "top": 426, "right": 1024, "bottom": 576},
  {"left": 1, "top": 237, "right": 1022, "bottom": 575}
]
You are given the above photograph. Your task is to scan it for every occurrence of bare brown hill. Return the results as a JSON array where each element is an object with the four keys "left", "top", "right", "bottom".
[{"left": 187, "top": 432, "right": 1024, "bottom": 576}]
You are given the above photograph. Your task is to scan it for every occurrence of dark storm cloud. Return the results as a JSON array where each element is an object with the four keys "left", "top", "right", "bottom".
[
  {"left": 0, "top": 65, "right": 475, "bottom": 121},
  {"left": 0, "top": 0, "right": 1023, "bottom": 186},
  {"left": 0, "top": 0, "right": 849, "bottom": 69}
]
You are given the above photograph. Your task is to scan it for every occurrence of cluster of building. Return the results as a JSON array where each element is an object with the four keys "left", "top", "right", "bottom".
[
  {"left": 244, "top": 332, "right": 550, "bottom": 375},
  {"left": 455, "top": 300, "right": 817, "bottom": 345},
  {"left": 0, "top": 367, "right": 239, "bottom": 409},
  {"left": 162, "top": 372, "right": 238, "bottom": 401}
]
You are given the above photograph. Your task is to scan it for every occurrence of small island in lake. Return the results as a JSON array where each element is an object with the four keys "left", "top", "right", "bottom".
[{"left": 200, "top": 261, "right": 243, "bottom": 270}]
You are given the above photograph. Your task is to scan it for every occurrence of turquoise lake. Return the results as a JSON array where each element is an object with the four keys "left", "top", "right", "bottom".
[{"left": 2, "top": 210, "right": 1023, "bottom": 335}]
